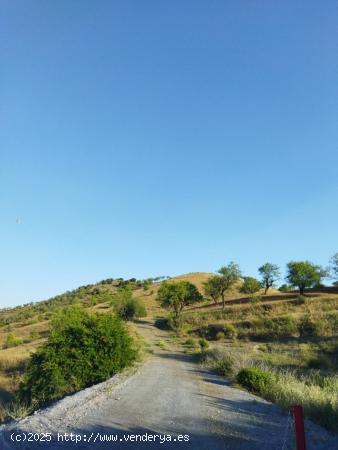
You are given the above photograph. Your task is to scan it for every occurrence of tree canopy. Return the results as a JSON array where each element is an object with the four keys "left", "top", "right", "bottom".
[
  {"left": 217, "top": 262, "right": 242, "bottom": 308},
  {"left": 258, "top": 263, "right": 280, "bottom": 294},
  {"left": 156, "top": 281, "right": 203, "bottom": 328},
  {"left": 240, "top": 276, "right": 261, "bottom": 295},
  {"left": 286, "top": 261, "right": 327, "bottom": 294}
]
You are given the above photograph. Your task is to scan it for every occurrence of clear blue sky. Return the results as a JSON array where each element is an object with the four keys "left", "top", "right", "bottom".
[{"left": 1, "top": 1, "right": 338, "bottom": 307}]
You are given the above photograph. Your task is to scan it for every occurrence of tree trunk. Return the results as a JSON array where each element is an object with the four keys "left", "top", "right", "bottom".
[
  {"left": 221, "top": 293, "right": 225, "bottom": 309},
  {"left": 264, "top": 286, "right": 268, "bottom": 295},
  {"left": 299, "top": 286, "right": 304, "bottom": 295}
]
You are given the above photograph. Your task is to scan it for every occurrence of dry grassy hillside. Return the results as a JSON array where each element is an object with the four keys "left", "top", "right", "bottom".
[{"left": 0, "top": 272, "right": 337, "bottom": 430}]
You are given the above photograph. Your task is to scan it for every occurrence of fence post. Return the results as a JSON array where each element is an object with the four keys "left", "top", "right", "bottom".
[{"left": 292, "top": 405, "right": 306, "bottom": 450}]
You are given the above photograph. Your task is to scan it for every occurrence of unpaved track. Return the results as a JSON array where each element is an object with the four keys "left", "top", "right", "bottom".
[{"left": 1, "top": 320, "right": 337, "bottom": 449}]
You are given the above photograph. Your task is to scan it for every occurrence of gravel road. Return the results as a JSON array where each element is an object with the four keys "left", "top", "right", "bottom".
[{"left": 1, "top": 320, "right": 337, "bottom": 450}]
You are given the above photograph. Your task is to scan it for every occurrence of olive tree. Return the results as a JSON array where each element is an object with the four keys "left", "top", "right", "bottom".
[
  {"left": 240, "top": 276, "right": 261, "bottom": 295},
  {"left": 203, "top": 276, "right": 222, "bottom": 305},
  {"left": 258, "top": 263, "right": 280, "bottom": 294},
  {"left": 156, "top": 281, "right": 203, "bottom": 328},
  {"left": 217, "top": 262, "right": 242, "bottom": 309},
  {"left": 286, "top": 261, "right": 327, "bottom": 294}
]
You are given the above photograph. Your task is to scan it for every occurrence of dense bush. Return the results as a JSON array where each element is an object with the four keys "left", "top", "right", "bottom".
[
  {"left": 236, "top": 367, "right": 275, "bottom": 394},
  {"left": 18, "top": 306, "right": 137, "bottom": 406}
]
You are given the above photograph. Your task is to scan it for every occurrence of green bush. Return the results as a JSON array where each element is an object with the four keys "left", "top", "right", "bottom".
[
  {"left": 114, "top": 297, "right": 146, "bottom": 321},
  {"left": 236, "top": 367, "right": 276, "bottom": 394},
  {"left": 3, "top": 333, "right": 23, "bottom": 349},
  {"left": 18, "top": 306, "right": 137, "bottom": 406},
  {"left": 223, "top": 323, "right": 237, "bottom": 339},
  {"left": 199, "top": 338, "right": 209, "bottom": 351},
  {"left": 112, "top": 286, "right": 146, "bottom": 321},
  {"left": 278, "top": 284, "right": 291, "bottom": 292}
]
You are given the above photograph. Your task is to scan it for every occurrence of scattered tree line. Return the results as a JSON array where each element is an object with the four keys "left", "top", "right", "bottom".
[{"left": 156, "top": 253, "right": 338, "bottom": 327}]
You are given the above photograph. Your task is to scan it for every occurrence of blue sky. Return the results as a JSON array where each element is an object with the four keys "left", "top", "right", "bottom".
[{"left": 1, "top": 1, "right": 338, "bottom": 307}]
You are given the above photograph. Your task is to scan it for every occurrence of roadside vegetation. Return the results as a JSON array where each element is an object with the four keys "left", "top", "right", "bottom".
[{"left": 0, "top": 254, "right": 337, "bottom": 432}]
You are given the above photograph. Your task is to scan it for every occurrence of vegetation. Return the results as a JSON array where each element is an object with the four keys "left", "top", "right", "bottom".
[
  {"left": 3, "top": 334, "right": 23, "bottom": 349},
  {"left": 0, "top": 258, "right": 337, "bottom": 431},
  {"left": 203, "top": 276, "right": 222, "bottom": 304},
  {"left": 237, "top": 367, "right": 276, "bottom": 394},
  {"left": 18, "top": 306, "right": 137, "bottom": 407},
  {"left": 258, "top": 263, "right": 280, "bottom": 294},
  {"left": 217, "top": 263, "right": 242, "bottom": 308},
  {"left": 112, "top": 286, "right": 147, "bottom": 321},
  {"left": 156, "top": 281, "right": 203, "bottom": 329},
  {"left": 286, "top": 261, "right": 327, "bottom": 294},
  {"left": 240, "top": 276, "right": 261, "bottom": 295}
]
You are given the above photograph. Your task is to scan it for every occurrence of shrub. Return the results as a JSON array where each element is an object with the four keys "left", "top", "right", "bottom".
[
  {"left": 307, "top": 355, "right": 332, "bottom": 370},
  {"left": 249, "top": 294, "right": 261, "bottom": 304},
  {"left": 114, "top": 297, "right": 146, "bottom": 321},
  {"left": 184, "top": 337, "right": 196, "bottom": 348},
  {"left": 298, "top": 316, "right": 322, "bottom": 338},
  {"left": 236, "top": 367, "right": 275, "bottom": 394},
  {"left": 199, "top": 338, "right": 209, "bottom": 351},
  {"left": 3, "top": 333, "right": 23, "bottom": 349},
  {"left": 18, "top": 306, "right": 137, "bottom": 407},
  {"left": 215, "top": 331, "right": 225, "bottom": 341},
  {"left": 223, "top": 323, "right": 237, "bottom": 339},
  {"left": 29, "top": 330, "right": 40, "bottom": 340},
  {"left": 279, "top": 284, "right": 291, "bottom": 292},
  {"left": 215, "top": 355, "right": 235, "bottom": 377}
]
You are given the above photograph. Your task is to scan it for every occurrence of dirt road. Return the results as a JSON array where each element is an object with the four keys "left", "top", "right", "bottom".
[{"left": 1, "top": 320, "right": 337, "bottom": 449}]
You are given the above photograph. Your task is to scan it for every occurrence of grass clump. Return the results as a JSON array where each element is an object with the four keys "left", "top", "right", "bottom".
[
  {"left": 184, "top": 337, "right": 197, "bottom": 348},
  {"left": 215, "top": 355, "right": 235, "bottom": 377},
  {"left": 156, "top": 340, "right": 166, "bottom": 349},
  {"left": 18, "top": 305, "right": 137, "bottom": 407}
]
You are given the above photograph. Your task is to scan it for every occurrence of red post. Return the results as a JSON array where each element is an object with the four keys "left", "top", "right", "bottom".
[{"left": 292, "top": 405, "right": 307, "bottom": 450}]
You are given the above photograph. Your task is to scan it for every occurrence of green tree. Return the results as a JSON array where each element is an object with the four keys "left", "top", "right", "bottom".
[
  {"left": 217, "top": 262, "right": 242, "bottom": 309},
  {"left": 286, "top": 261, "right": 327, "bottom": 294},
  {"left": 258, "top": 263, "right": 280, "bottom": 294},
  {"left": 156, "top": 281, "right": 203, "bottom": 328},
  {"left": 240, "top": 276, "right": 261, "bottom": 295},
  {"left": 19, "top": 305, "right": 136, "bottom": 406},
  {"left": 203, "top": 276, "right": 222, "bottom": 305}
]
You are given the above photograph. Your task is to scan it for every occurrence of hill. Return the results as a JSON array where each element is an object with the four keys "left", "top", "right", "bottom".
[{"left": 0, "top": 272, "right": 337, "bottom": 432}]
